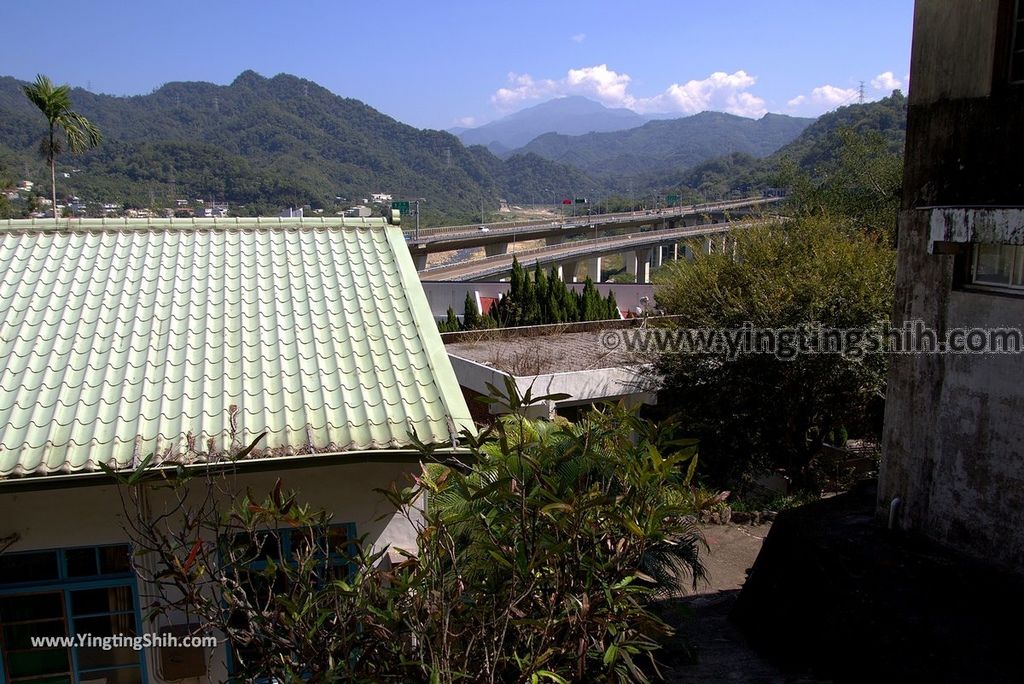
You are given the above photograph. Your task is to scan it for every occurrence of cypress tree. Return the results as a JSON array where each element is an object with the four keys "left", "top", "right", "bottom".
[
  {"left": 522, "top": 275, "right": 539, "bottom": 325},
  {"left": 438, "top": 306, "right": 461, "bottom": 332},
  {"left": 534, "top": 262, "right": 548, "bottom": 322},
  {"left": 463, "top": 292, "right": 480, "bottom": 329},
  {"left": 507, "top": 256, "right": 525, "bottom": 326},
  {"left": 547, "top": 266, "right": 563, "bottom": 323},
  {"left": 510, "top": 256, "right": 525, "bottom": 301},
  {"left": 580, "top": 277, "right": 603, "bottom": 321},
  {"left": 606, "top": 291, "right": 620, "bottom": 319},
  {"left": 564, "top": 279, "right": 581, "bottom": 322},
  {"left": 445, "top": 306, "right": 461, "bottom": 332}
]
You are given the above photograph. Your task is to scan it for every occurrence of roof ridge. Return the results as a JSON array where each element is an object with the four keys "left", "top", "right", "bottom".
[{"left": 0, "top": 216, "right": 392, "bottom": 235}]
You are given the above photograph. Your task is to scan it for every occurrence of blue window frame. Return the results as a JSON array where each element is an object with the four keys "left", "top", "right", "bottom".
[
  {"left": 224, "top": 523, "right": 357, "bottom": 682},
  {"left": 0, "top": 544, "right": 148, "bottom": 684}
]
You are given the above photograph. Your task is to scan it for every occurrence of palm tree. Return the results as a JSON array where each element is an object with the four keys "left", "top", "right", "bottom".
[{"left": 22, "top": 74, "right": 101, "bottom": 219}]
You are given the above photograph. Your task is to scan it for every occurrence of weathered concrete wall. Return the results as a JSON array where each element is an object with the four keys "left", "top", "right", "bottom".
[
  {"left": 879, "top": 0, "right": 1024, "bottom": 571},
  {"left": 902, "top": 92, "right": 1024, "bottom": 207},
  {"left": 880, "top": 213, "right": 1024, "bottom": 568},
  {"left": 908, "top": 0, "right": 1000, "bottom": 106}
]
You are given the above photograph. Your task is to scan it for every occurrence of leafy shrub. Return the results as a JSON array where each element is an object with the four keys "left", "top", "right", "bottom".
[{"left": 110, "top": 386, "right": 707, "bottom": 683}]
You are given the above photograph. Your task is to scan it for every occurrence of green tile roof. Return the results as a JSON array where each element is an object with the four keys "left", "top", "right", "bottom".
[{"left": 0, "top": 219, "right": 473, "bottom": 480}]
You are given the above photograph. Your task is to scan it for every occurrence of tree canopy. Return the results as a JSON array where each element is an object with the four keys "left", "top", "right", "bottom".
[{"left": 653, "top": 216, "right": 895, "bottom": 490}]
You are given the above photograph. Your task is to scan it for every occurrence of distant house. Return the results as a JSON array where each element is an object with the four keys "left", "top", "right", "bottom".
[
  {"left": 345, "top": 205, "right": 372, "bottom": 217},
  {"left": 0, "top": 218, "right": 472, "bottom": 682},
  {"left": 194, "top": 204, "right": 229, "bottom": 218},
  {"left": 370, "top": 192, "right": 392, "bottom": 204},
  {"left": 879, "top": 0, "right": 1024, "bottom": 571}
]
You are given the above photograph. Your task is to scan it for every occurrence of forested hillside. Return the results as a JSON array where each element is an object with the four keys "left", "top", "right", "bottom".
[
  {"left": 649, "top": 92, "right": 908, "bottom": 200},
  {"left": 0, "top": 71, "right": 591, "bottom": 222},
  {"left": 518, "top": 111, "right": 814, "bottom": 179}
]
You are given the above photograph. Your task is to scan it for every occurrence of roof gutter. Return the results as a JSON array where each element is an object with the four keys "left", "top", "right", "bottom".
[{"left": 0, "top": 447, "right": 471, "bottom": 493}]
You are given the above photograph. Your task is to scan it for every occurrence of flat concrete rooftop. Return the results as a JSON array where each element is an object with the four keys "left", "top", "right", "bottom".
[{"left": 445, "top": 329, "right": 638, "bottom": 375}]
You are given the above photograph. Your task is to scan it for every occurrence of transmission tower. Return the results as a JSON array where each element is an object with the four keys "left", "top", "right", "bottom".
[{"left": 858, "top": 81, "right": 866, "bottom": 104}]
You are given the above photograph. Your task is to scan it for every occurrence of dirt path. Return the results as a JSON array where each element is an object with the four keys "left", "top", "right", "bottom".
[{"left": 661, "top": 522, "right": 828, "bottom": 683}]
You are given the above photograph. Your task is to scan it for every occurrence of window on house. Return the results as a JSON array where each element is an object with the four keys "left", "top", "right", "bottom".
[
  {"left": 971, "top": 243, "right": 1024, "bottom": 290},
  {"left": 0, "top": 544, "right": 146, "bottom": 684},
  {"left": 224, "top": 523, "right": 356, "bottom": 680}
]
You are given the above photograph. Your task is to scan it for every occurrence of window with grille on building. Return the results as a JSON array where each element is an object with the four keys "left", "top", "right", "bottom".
[
  {"left": 224, "top": 523, "right": 356, "bottom": 679},
  {"left": 0, "top": 544, "right": 146, "bottom": 684},
  {"left": 1011, "top": 0, "right": 1024, "bottom": 83},
  {"left": 971, "top": 243, "right": 1024, "bottom": 291}
]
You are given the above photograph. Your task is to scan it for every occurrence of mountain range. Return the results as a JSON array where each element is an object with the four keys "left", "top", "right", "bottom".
[
  {"left": 0, "top": 71, "right": 592, "bottom": 222},
  {"left": 516, "top": 111, "right": 815, "bottom": 179},
  {"left": 455, "top": 96, "right": 647, "bottom": 154},
  {"left": 1, "top": 71, "right": 902, "bottom": 222},
  {"left": 649, "top": 91, "right": 908, "bottom": 199}
]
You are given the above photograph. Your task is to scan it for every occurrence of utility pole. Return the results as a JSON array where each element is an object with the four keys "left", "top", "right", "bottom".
[{"left": 415, "top": 198, "right": 420, "bottom": 239}]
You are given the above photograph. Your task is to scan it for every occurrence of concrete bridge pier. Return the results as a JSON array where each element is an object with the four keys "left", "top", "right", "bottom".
[
  {"left": 586, "top": 256, "right": 603, "bottom": 282},
  {"left": 413, "top": 252, "right": 428, "bottom": 270},
  {"left": 485, "top": 242, "right": 509, "bottom": 257},
  {"left": 704, "top": 237, "right": 714, "bottom": 255},
  {"left": 654, "top": 245, "right": 664, "bottom": 268},
  {"left": 672, "top": 243, "right": 679, "bottom": 261},
  {"left": 635, "top": 248, "right": 653, "bottom": 284},
  {"left": 558, "top": 260, "right": 579, "bottom": 282},
  {"left": 625, "top": 251, "right": 637, "bottom": 279}
]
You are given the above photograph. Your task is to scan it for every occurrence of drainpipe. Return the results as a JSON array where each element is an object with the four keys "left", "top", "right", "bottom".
[{"left": 888, "top": 497, "right": 902, "bottom": 530}]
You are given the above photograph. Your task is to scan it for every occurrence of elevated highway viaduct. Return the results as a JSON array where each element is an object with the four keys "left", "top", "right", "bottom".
[
  {"left": 403, "top": 196, "right": 781, "bottom": 271},
  {"left": 418, "top": 218, "right": 757, "bottom": 283}
]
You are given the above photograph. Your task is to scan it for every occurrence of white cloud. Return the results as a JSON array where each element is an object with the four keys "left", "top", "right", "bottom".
[
  {"left": 871, "top": 71, "right": 902, "bottom": 91},
  {"left": 454, "top": 116, "right": 477, "bottom": 127},
  {"left": 571, "top": 33, "right": 586, "bottom": 44},
  {"left": 490, "top": 65, "right": 767, "bottom": 118},
  {"left": 636, "top": 71, "right": 766, "bottom": 117},
  {"left": 787, "top": 84, "right": 859, "bottom": 113},
  {"left": 566, "top": 64, "right": 633, "bottom": 105},
  {"left": 491, "top": 72, "right": 560, "bottom": 109}
]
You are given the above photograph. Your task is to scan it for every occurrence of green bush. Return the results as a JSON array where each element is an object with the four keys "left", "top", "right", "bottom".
[
  {"left": 112, "top": 386, "right": 707, "bottom": 683},
  {"left": 388, "top": 388, "right": 706, "bottom": 682}
]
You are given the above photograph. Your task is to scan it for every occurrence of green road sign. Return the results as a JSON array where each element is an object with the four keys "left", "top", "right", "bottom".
[
  {"left": 574, "top": 197, "right": 588, "bottom": 204},
  {"left": 666, "top": 194, "right": 681, "bottom": 205},
  {"left": 391, "top": 200, "right": 410, "bottom": 212}
]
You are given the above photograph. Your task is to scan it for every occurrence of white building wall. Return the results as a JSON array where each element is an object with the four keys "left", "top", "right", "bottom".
[{"left": 0, "top": 460, "right": 424, "bottom": 683}]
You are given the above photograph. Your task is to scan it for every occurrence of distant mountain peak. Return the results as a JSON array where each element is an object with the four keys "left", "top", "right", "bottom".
[
  {"left": 458, "top": 96, "right": 648, "bottom": 152},
  {"left": 232, "top": 70, "right": 267, "bottom": 87}
]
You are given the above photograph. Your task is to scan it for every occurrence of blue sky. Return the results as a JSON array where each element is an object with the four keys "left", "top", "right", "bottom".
[{"left": 2, "top": 0, "right": 914, "bottom": 129}]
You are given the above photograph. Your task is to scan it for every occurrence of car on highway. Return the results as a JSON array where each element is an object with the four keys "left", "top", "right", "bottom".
[{"left": 478, "top": 226, "right": 489, "bottom": 232}]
